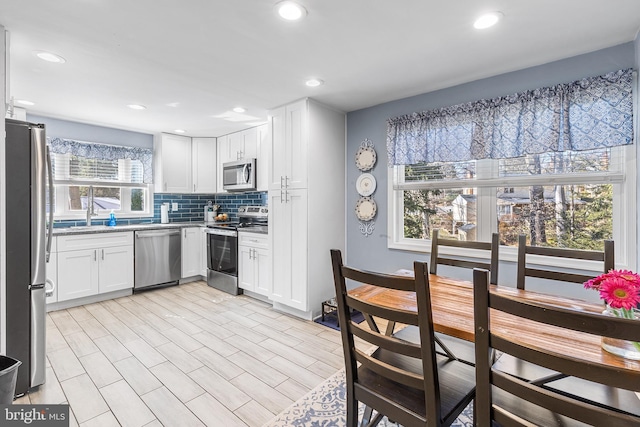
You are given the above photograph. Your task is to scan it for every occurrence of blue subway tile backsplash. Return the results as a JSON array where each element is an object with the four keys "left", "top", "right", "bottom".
[{"left": 53, "top": 191, "right": 268, "bottom": 228}]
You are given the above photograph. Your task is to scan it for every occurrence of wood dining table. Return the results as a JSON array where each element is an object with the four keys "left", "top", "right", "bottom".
[{"left": 348, "top": 273, "right": 640, "bottom": 382}]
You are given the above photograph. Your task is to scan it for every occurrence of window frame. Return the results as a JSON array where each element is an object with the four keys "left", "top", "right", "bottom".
[
  {"left": 50, "top": 151, "right": 154, "bottom": 220},
  {"left": 387, "top": 145, "right": 636, "bottom": 271}
]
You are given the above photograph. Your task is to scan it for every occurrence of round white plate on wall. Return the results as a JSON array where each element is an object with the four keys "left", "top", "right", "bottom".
[
  {"left": 355, "top": 196, "right": 377, "bottom": 221},
  {"left": 356, "top": 173, "right": 377, "bottom": 196},
  {"left": 355, "top": 145, "right": 377, "bottom": 171}
]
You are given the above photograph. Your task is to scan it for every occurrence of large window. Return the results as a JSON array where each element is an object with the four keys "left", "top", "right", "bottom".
[
  {"left": 386, "top": 69, "right": 636, "bottom": 268},
  {"left": 389, "top": 145, "right": 636, "bottom": 266},
  {"left": 48, "top": 139, "right": 153, "bottom": 219}
]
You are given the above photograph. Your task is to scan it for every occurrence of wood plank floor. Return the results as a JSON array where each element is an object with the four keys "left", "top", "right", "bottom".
[{"left": 14, "top": 281, "right": 345, "bottom": 427}]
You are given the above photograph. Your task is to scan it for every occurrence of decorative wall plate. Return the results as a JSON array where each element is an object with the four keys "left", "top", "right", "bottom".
[
  {"left": 356, "top": 173, "right": 377, "bottom": 196},
  {"left": 355, "top": 197, "right": 377, "bottom": 221},
  {"left": 355, "top": 146, "right": 377, "bottom": 171}
]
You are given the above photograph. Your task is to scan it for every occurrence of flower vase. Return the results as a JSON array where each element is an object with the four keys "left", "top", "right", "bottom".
[{"left": 601, "top": 305, "right": 640, "bottom": 360}]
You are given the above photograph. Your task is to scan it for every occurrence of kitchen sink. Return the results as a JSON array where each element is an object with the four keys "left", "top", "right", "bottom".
[{"left": 68, "top": 225, "right": 110, "bottom": 231}]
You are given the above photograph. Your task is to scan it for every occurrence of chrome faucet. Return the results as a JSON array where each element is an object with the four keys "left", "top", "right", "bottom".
[{"left": 86, "top": 185, "right": 98, "bottom": 225}]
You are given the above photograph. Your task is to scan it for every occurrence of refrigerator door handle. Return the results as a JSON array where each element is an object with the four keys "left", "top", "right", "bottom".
[
  {"left": 46, "top": 146, "right": 54, "bottom": 263},
  {"left": 31, "top": 125, "right": 47, "bottom": 286}
]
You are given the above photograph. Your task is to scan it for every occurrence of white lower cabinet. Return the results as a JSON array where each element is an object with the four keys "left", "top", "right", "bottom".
[
  {"left": 270, "top": 189, "right": 307, "bottom": 310},
  {"left": 57, "top": 232, "right": 133, "bottom": 302},
  {"left": 238, "top": 232, "right": 270, "bottom": 296},
  {"left": 181, "top": 227, "right": 202, "bottom": 278}
]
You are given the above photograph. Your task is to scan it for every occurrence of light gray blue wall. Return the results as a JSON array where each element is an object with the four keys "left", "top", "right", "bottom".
[
  {"left": 26, "top": 114, "right": 153, "bottom": 149},
  {"left": 345, "top": 41, "right": 637, "bottom": 299}
]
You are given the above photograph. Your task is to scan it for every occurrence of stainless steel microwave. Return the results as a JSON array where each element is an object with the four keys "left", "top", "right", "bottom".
[{"left": 223, "top": 158, "right": 256, "bottom": 192}]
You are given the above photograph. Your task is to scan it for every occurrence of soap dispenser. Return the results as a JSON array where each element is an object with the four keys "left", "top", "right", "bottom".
[{"left": 108, "top": 210, "right": 117, "bottom": 227}]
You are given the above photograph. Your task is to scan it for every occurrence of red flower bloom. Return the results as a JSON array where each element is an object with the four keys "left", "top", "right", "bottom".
[{"left": 599, "top": 277, "right": 640, "bottom": 310}]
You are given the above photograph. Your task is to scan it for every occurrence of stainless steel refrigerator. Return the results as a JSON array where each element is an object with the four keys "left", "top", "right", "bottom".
[{"left": 4, "top": 118, "right": 53, "bottom": 396}]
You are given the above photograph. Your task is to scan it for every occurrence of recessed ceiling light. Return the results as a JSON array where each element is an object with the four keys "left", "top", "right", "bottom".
[
  {"left": 233, "top": 107, "right": 246, "bottom": 113},
  {"left": 15, "top": 99, "right": 35, "bottom": 106},
  {"left": 474, "top": 12, "right": 503, "bottom": 29},
  {"left": 276, "top": 1, "right": 307, "bottom": 21},
  {"left": 174, "top": 129, "right": 186, "bottom": 134},
  {"left": 34, "top": 51, "right": 66, "bottom": 63},
  {"left": 127, "top": 104, "right": 147, "bottom": 110},
  {"left": 305, "top": 78, "right": 324, "bottom": 87}
]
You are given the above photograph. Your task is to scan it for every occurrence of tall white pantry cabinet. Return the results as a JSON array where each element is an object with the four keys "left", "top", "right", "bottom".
[{"left": 268, "top": 98, "right": 346, "bottom": 319}]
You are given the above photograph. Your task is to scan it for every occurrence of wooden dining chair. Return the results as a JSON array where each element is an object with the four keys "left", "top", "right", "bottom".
[
  {"left": 330, "top": 249, "right": 475, "bottom": 427},
  {"left": 473, "top": 268, "right": 640, "bottom": 427},
  {"left": 494, "top": 235, "right": 616, "bottom": 385},
  {"left": 516, "top": 234, "right": 614, "bottom": 290},
  {"left": 430, "top": 229, "right": 500, "bottom": 284},
  {"left": 423, "top": 229, "right": 500, "bottom": 366}
]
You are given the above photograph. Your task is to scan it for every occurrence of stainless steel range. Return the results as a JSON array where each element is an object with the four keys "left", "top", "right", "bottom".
[{"left": 205, "top": 206, "right": 268, "bottom": 295}]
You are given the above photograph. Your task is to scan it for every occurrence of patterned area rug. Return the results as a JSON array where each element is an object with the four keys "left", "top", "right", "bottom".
[{"left": 263, "top": 369, "right": 474, "bottom": 426}]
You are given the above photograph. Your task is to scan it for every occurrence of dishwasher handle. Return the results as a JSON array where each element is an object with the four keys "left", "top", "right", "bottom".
[{"left": 136, "top": 230, "right": 181, "bottom": 238}]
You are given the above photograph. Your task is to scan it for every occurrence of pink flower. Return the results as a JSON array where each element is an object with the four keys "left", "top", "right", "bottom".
[
  {"left": 584, "top": 269, "right": 640, "bottom": 292},
  {"left": 599, "top": 277, "right": 640, "bottom": 310}
]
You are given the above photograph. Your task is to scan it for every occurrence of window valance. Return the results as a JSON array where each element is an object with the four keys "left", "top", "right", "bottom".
[
  {"left": 386, "top": 69, "right": 634, "bottom": 165},
  {"left": 48, "top": 138, "right": 153, "bottom": 184}
]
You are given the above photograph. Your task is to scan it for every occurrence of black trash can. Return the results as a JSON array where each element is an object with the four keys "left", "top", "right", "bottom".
[{"left": 0, "top": 356, "right": 21, "bottom": 404}]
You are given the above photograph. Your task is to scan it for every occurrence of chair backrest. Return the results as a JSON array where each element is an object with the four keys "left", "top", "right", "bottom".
[
  {"left": 473, "top": 268, "right": 640, "bottom": 427},
  {"left": 430, "top": 229, "right": 500, "bottom": 285},
  {"left": 516, "top": 234, "right": 614, "bottom": 290},
  {"left": 330, "top": 249, "right": 442, "bottom": 426}
]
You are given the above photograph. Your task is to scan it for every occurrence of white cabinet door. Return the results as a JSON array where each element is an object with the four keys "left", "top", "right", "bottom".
[
  {"left": 238, "top": 245, "right": 255, "bottom": 291},
  {"left": 156, "top": 134, "right": 192, "bottom": 193},
  {"left": 192, "top": 138, "right": 217, "bottom": 193},
  {"left": 256, "top": 124, "right": 269, "bottom": 192},
  {"left": 254, "top": 247, "right": 271, "bottom": 297},
  {"left": 227, "top": 131, "right": 244, "bottom": 161},
  {"left": 46, "top": 252, "right": 58, "bottom": 304},
  {"left": 99, "top": 245, "right": 134, "bottom": 293},
  {"left": 216, "top": 134, "right": 229, "bottom": 193},
  {"left": 270, "top": 189, "right": 308, "bottom": 311},
  {"left": 242, "top": 127, "right": 258, "bottom": 160},
  {"left": 268, "top": 106, "right": 286, "bottom": 191},
  {"left": 286, "top": 100, "right": 308, "bottom": 189},
  {"left": 181, "top": 227, "right": 202, "bottom": 278},
  {"left": 57, "top": 249, "right": 99, "bottom": 301},
  {"left": 268, "top": 100, "right": 307, "bottom": 191}
]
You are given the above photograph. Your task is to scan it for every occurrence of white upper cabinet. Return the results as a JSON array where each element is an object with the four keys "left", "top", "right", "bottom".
[
  {"left": 155, "top": 133, "right": 192, "bottom": 193},
  {"left": 216, "top": 134, "right": 229, "bottom": 193},
  {"left": 227, "top": 127, "right": 258, "bottom": 161},
  {"left": 192, "top": 138, "right": 217, "bottom": 193},
  {"left": 156, "top": 134, "right": 217, "bottom": 193},
  {"left": 216, "top": 125, "right": 269, "bottom": 193},
  {"left": 268, "top": 99, "right": 307, "bottom": 191},
  {"left": 256, "top": 124, "right": 269, "bottom": 192}
]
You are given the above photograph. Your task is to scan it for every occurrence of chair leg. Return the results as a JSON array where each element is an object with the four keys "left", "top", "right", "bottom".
[
  {"left": 360, "top": 405, "right": 374, "bottom": 427},
  {"left": 346, "top": 394, "right": 358, "bottom": 427}
]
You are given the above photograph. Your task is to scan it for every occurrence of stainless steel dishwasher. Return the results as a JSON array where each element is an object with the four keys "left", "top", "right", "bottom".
[{"left": 134, "top": 229, "right": 181, "bottom": 291}]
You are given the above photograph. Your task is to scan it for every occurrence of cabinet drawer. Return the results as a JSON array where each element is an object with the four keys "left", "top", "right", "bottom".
[
  {"left": 57, "top": 231, "right": 133, "bottom": 252},
  {"left": 238, "top": 232, "right": 268, "bottom": 249}
]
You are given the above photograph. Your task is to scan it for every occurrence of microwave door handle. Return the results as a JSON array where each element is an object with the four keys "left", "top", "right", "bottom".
[{"left": 243, "top": 164, "right": 250, "bottom": 183}]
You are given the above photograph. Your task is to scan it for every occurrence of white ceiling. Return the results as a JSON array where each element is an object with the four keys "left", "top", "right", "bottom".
[{"left": 1, "top": 1, "right": 639, "bottom": 137}]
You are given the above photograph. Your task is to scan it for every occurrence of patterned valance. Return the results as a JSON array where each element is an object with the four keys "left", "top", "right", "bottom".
[
  {"left": 386, "top": 69, "right": 634, "bottom": 165},
  {"left": 48, "top": 138, "right": 153, "bottom": 183}
]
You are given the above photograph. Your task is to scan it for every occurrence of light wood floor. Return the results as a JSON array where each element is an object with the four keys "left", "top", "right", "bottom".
[{"left": 14, "top": 281, "right": 345, "bottom": 427}]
